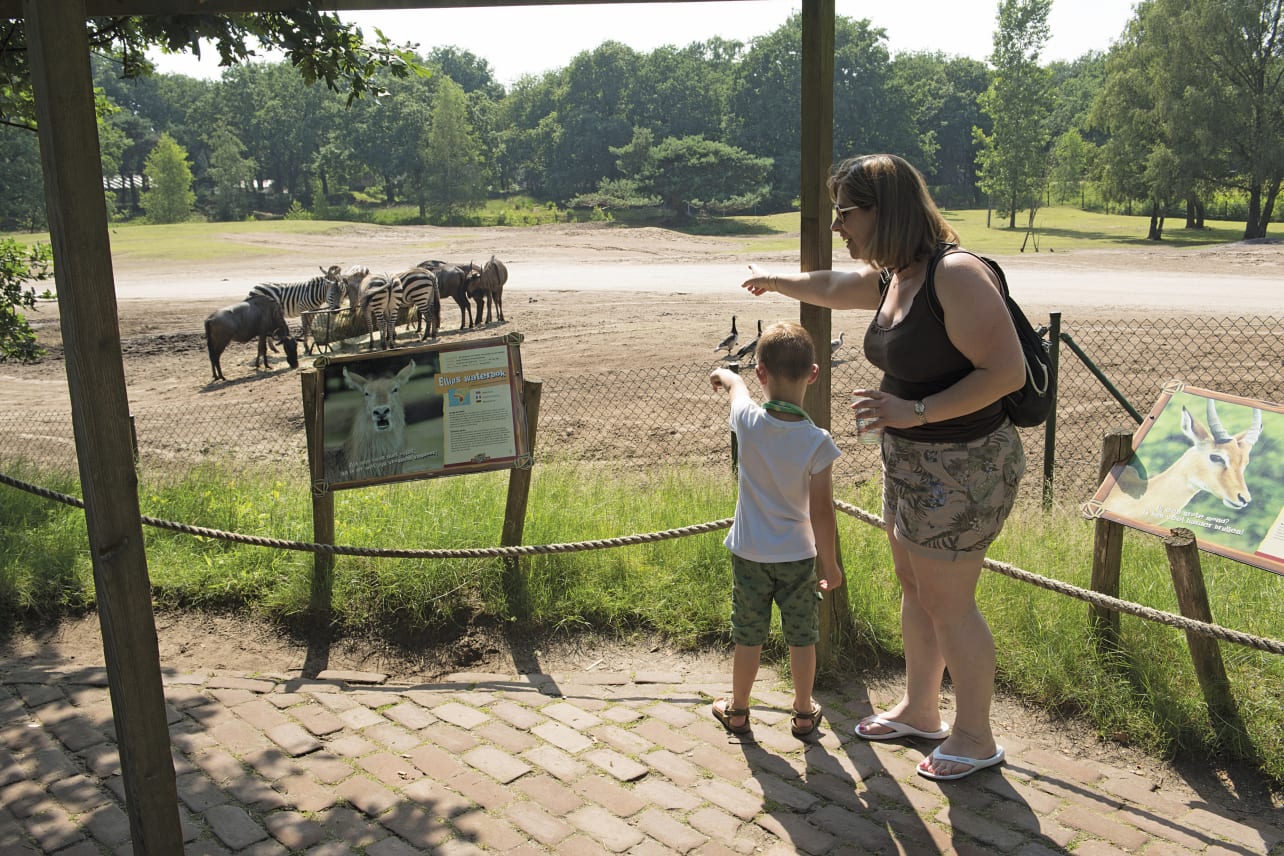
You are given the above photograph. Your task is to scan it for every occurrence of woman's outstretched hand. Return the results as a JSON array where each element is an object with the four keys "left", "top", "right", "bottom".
[{"left": 742, "top": 264, "right": 774, "bottom": 296}]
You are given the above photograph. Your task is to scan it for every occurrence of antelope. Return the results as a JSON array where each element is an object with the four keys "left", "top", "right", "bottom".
[
  {"left": 1110, "top": 398, "right": 1264, "bottom": 526},
  {"left": 340, "top": 359, "right": 417, "bottom": 480}
]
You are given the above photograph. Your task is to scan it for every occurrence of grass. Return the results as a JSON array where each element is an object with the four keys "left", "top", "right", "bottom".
[
  {"left": 5, "top": 204, "right": 1270, "bottom": 272},
  {"left": 723, "top": 206, "right": 1263, "bottom": 256},
  {"left": 2, "top": 459, "right": 1282, "bottom": 787}
]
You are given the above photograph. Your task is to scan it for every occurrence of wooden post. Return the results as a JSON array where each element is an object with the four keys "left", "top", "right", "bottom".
[
  {"left": 501, "top": 378, "right": 542, "bottom": 617},
  {"left": 799, "top": 0, "right": 835, "bottom": 434},
  {"left": 1162, "top": 528, "right": 1240, "bottom": 731},
  {"left": 800, "top": 0, "right": 843, "bottom": 671},
  {"left": 25, "top": 2, "right": 183, "bottom": 852},
  {"left": 1089, "top": 430, "right": 1132, "bottom": 650},
  {"left": 301, "top": 371, "right": 335, "bottom": 674}
]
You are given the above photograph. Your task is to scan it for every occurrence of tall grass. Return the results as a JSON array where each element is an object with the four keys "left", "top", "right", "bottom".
[{"left": 2, "top": 458, "right": 1281, "bottom": 784}]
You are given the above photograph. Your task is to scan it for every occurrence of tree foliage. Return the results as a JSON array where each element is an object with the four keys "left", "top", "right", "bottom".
[
  {"left": 419, "top": 77, "right": 487, "bottom": 223},
  {"left": 1109, "top": 0, "right": 1284, "bottom": 239},
  {"left": 0, "top": 12, "right": 416, "bottom": 131},
  {"left": 974, "top": 0, "right": 1053, "bottom": 229},
  {"left": 0, "top": 238, "right": 51, "bottom": 362},
  {"left": 140, "top": 132, "right": 194, "bottom": 224}
]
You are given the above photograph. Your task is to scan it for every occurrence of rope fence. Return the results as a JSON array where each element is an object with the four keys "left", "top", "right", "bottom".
[{"left": 4, "top": 467, "right": 1280, "bottom": 656}]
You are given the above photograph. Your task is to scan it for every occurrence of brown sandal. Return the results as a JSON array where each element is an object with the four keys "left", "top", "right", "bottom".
[
  {"left": 712, "top": 699, "right": 752, "bottom": 734},
  {"left": 791, "top": 702, "right": 822, "bottom": 737}
]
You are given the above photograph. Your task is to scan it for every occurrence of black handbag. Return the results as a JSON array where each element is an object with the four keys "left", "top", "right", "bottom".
[{"left": 924, "top": 246, "right": 1054, "bottom": 428}]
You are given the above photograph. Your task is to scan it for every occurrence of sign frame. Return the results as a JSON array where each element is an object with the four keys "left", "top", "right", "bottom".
[
  {"left": 1084, "top": 381, "right": 1284, "bottom": 577},
  {"left": 305, "top": 333, "right": 531, "bottom": 493}
]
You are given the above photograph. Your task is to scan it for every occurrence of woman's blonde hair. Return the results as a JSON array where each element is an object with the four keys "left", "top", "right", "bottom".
[{"left": 827, "top": 153, "right": 958, "bottom": 271}]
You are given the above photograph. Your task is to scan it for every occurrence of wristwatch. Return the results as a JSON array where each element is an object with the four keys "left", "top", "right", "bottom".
[{"left": 914, "top": 399, "right": 928, "bottom": 425}]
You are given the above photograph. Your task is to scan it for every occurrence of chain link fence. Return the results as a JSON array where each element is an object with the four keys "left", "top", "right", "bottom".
[{"left": 3, "top": 315, "right": 1280, "bottom": 508}]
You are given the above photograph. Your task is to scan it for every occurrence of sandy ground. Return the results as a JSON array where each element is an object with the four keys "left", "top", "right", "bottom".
[{"left": 5, "top": 222, "right": 1282, "bottom": 418}]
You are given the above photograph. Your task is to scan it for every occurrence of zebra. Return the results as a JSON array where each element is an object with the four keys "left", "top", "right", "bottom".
[
  {"left": 394, "top": 268, "right": 441, "bottom": 341},
  {"left": 246, "top": 265, "right": 343, "bottom": 355},
  {"left": 358, "top": 273, "right": 403, "bottom": 350}
]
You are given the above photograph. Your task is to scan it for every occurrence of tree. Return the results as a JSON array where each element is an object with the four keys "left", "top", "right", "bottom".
[
  {"left": 540, "top": 42, "right": 640, "bottom": 202},
  {"left": 890, "top": 52, "right": 990, "bottom": 206},
  {"left": 631, "top": 135, "right": 772, "bottom": 217},
  {"left": 1049, "top": 128, "right": 1093, "bottom": 205},
  {"left": 204, "top": 128, "right": 255, "bottom": 221},
  {"left": 729, "top": 13, "right": 919, "bottom": 209},
  {"left": 419, "top": 78, "right": 487, "bottom": 222},
  {"left": 974, "top": 0, "right": 1053, "bottom": 229},
  {"left": 140, "top": 132, "right": 195, "bottom": 224},
  {"left": 0, "top": 127, "right": 45, "bottom": 230},
  {"left": 1, "top": 13, "right": 416, "bottom": 132},
  {"left": 0, "top": 238, "right": 52, "bottom": 362},
  {"left": 1144, "top": 0, "right": 1284, "bottom": 239}
]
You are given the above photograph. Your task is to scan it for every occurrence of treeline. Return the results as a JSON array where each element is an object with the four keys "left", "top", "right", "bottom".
[{"left": 1, "top": 0, "right": 1280, "bottom": 240}]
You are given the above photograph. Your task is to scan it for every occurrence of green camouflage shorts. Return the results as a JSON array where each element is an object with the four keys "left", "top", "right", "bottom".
[
  {"left": 882, "top": 421, "right": 1026, "bottom": 560},
  {"left": 730, "top": 555, "right": 821, "bottom": 647}
]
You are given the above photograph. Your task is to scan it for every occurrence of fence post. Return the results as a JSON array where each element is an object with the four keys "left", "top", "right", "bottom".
[
  {"left": 1162, "top": 528, "right": 1241, "bottom": 734},
  {"left": 128, "top": 413, "right": 139, "bottom": 466},
  {"left": 1089, "top": 429, "right": 1132, "bottom": 650},
  {"left": 501, "top": 377, "right": 542, "bottom": 618},
  {"left": 1041, "top": 312, "right": 1060, "bottom": 511}
]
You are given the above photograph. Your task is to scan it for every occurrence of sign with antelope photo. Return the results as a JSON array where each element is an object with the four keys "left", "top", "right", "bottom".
[
  {"left": 306, "top": 335, "right": 530, "bottom": 492},
  {"left": 1088, "top": 382, "right": 1284, "bottom": 576}
]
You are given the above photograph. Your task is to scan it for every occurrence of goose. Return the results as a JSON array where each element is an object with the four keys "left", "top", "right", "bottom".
[
  {"left": 830, "top": 330, "right": 844, "bottom": 356},
  {"left": 727, "top": 320, "right": 762, "bottom": 363},
  {"left": 714, "top": 315, "right": 738, "bottom": 354}
]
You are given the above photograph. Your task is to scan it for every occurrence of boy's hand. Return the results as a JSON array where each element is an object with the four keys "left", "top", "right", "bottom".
[
  {"left": 709, "top": 368, "right": 731, "bottom": 391},
  {"left": 818, "top": 562, "right": 844, "bottom": 593}
]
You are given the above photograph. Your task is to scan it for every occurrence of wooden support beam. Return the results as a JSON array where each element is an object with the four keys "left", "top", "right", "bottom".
[
  {"left": 799, "top": 0, "right": 845, "bottom": 669},
  {"left": 24, "top": 2, "right": 183, "bottom": 852},
  {"left": 1089, "top": 429, "right": 1132, "bottom": 650},
  {"left": 1162, "top": 528, "right": 1240, "bottom": 733},
  {"left": 501, "top": 378, "right": 543, "bottom": 618},
  {"left": 798, "top": 0, "right": 835, "bottom": 433}
]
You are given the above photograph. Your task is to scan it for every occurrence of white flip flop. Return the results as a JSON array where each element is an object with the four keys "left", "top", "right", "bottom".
[
  {"left": 917, "top": 745, "right": 1006, "bottom": 781},
  {"left": 855, "top": 714, "right": 951, "bottom": 741}
]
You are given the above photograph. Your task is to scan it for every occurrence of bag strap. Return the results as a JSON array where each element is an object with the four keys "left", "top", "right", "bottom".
[{"left": 923, "top": 243, "right": 1010, "bottom": 325}]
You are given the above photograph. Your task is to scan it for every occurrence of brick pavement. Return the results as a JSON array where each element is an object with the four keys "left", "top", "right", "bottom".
[{"left": 1, "top": 658, "right": 1281, "bottom": 855}]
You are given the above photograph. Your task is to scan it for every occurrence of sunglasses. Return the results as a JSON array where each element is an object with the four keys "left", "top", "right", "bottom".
[{"left": 832, "top": 203, "right": 868, "bottom": 222}]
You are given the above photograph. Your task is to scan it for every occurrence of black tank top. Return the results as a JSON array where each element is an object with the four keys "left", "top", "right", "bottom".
[{"left": 863, "top": 252, "right": 1005, "bottom": 443}]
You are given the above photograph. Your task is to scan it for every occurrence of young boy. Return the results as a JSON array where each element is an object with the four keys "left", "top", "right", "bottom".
[{"left": 708, "top": 321, "right": 843, "bottom": 738}]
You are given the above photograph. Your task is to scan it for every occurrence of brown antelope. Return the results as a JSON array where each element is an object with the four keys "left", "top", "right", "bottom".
[{"left": 1110, "top": 398, "right": 1264, "bottom": 526}]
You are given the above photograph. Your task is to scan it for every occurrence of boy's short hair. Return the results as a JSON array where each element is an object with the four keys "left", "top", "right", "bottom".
[{"left": 756, "top": 321, "right": 815, "bottom": 381}]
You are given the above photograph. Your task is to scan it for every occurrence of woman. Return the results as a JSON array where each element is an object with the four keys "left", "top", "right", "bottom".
[{"left": 742, "top": 153, "right": 1026, "bottom": 781}]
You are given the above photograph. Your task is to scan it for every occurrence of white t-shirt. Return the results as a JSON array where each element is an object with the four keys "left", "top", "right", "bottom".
[{"left": 724, "top": 396, "right": 841, "bottom": 563}]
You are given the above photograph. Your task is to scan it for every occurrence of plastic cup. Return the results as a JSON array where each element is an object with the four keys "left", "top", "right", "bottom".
[{"left": 853, "top": 396, "right": 882, "bottom": 445}]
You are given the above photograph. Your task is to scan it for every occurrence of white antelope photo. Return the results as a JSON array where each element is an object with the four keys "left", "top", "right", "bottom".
[
  {"left": 1108, "top": 396, "right": 1265, "bottom": 527},
  {"left": 338, "top": 359, "right": 418, "bottom": 481}
]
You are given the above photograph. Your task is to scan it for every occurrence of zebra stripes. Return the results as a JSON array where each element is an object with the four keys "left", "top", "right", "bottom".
[
  {"left": 246, "top": 267, "right": 342, "bottom": 353},
  {"left": 358, "top": 274, "right": 403, "bottom": 350},
  {"left": 394, "top": 268, "right": 441, "bottom": 342}
]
